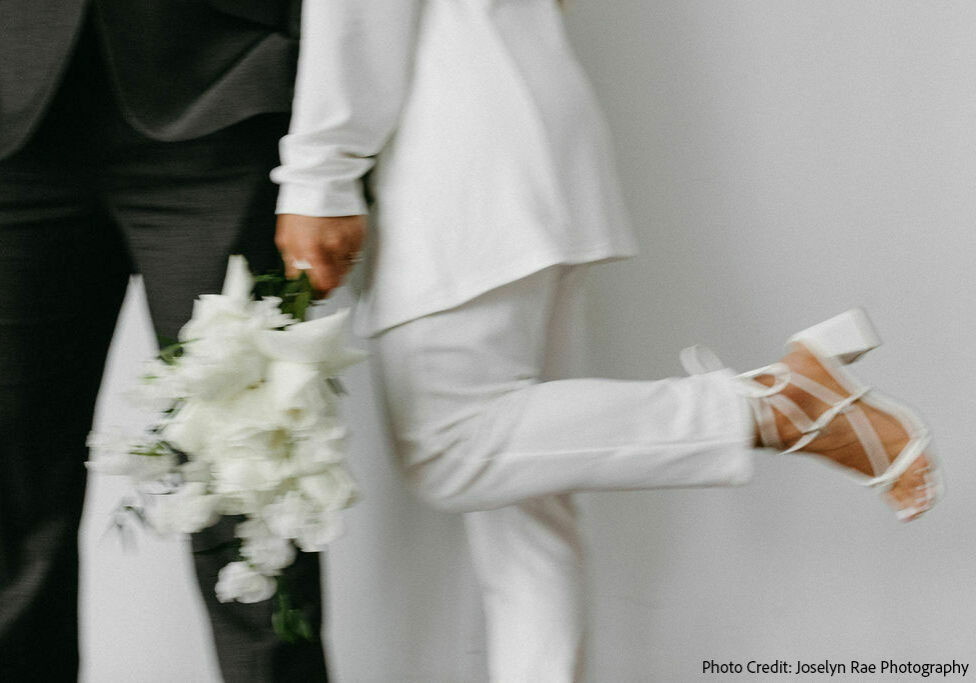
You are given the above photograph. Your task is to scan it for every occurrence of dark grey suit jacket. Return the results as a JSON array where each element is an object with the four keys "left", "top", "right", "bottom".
[{"left": 0, "top": 0, "right": 301, "bottom": 159}]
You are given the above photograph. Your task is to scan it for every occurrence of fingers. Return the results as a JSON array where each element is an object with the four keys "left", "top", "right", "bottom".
[
  {"left": 284, "top": 251, "right": 344, "bottom": 298},
  {"left": 276, "top": 214, "right": 368, "bottom": 299},
  {"left": 885, "top": 455, "right": 936, "bottom": 523},
  {"left": 308, "top": 249, "right": 342, "bottom": 296},
  {"left": 283, "top": 256, "right": 308, "bottom": 281},
  {"left": 306, "top": 233, "right": 359, "bottom": 297}
]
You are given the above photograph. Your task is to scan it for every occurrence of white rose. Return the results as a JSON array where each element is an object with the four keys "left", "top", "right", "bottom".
[
  {"left": 212, "top": 457, "right": 287, "bottom": 496},
  {"left": 148, "top": 482, "right": 221, "bottom": 534},
  {"left": 159, "top": 398, "right": 215, "bottom": 456},
  {"left": 240, "top": 534, "right": 296, "bottom": 574},
  {"left": 295, "top": 512, "right": 344, "bottom": 552},
  {"left": 211, "top": 385, "right": 288, "bottom": 446},
  {"left": 175, "top": 335, "right": 267, "bottom": 401},
  {"left": 179, "top": 256, "right": 253, "bottom": 341},
  {"left": 298, "top": 466, "right": 358, "bottom": 511},
  {"left": 215, "top": 561, "right": 276, "bottom": 604},
  {"left": 263, "top": 360, "right": 334, "bottom": 430},
  {"left": 235, "top": 517, "right": 270, "bottom": 540},
  {"left": 206, "top": 432, "right": 286, "bottom": 470},
  {"left": 246, "top": 296, "right": 295, "bottom": 331},
  {"left": 288, "top": 424, "right": 348, "bottom": 477},
  {"left": 216, "top": 489, "right": 272, "bottom": 517},
  {"left": 262, "top": 491, "right": 314, "bottom": 539},
  {"left": 261, "top": 492, "right": 346, "bottom": 551},
  {"left": 178, "top": 294, "right": 249, "bottom": 344},
  {"left": 164, "top": 388, "right": 287, "bottom": 465}
]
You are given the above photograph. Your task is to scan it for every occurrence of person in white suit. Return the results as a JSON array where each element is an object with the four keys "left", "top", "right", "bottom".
[{"left": 271, "top": 0, "right": 942, "bottom": 680}]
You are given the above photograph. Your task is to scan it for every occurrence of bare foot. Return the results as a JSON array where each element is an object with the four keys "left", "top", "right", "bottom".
[{"left": 757, "top": 343, "right": 936, "bottom": 521}]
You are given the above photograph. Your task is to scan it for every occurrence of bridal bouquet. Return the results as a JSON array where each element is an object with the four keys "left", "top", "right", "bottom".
[{"left": 87, "top": 255, "right": 367, "bottom": 639}]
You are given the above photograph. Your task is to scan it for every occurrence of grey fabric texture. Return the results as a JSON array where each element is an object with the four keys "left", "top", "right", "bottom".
[
  {"left": 0, "top": 13, "right": 327, "bottom": 683},
  {"left": 0, "top": 0, "right": 301, "bottom": 160}
]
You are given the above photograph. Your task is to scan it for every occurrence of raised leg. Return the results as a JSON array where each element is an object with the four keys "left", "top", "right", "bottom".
[
  {"left": 370, "top": 265, "right": 755, "bottom": 514},
  {"left": 370, "top": 263, "right": 755, "bottom": 681}
]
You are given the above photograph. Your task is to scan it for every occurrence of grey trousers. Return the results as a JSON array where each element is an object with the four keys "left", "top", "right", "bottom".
[{"left": 0, "top": 22, "right": 326, "bottom": 683}]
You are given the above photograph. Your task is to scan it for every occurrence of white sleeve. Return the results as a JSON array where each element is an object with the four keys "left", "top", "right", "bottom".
[{"left": 271, "top": 0, "right": 423, "bottom": 217}]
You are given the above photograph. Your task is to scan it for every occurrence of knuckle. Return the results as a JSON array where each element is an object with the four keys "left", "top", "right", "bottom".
[{"left": 322, "top": 229, "right": 346, "bottom": 248}]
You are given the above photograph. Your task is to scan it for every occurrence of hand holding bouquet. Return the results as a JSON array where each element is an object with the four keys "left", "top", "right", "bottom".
[{"left": 87, "top": 255, "right": 367, "bottom": 639}]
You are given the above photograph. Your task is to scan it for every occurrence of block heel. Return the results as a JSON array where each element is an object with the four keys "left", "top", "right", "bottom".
[{"left": 787, "top": 307, "right": 882, "bottom": 364}]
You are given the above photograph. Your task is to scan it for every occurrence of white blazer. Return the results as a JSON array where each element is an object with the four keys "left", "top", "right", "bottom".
[{"left": 272, "top": 0, "right": 640, "bottom": 338}]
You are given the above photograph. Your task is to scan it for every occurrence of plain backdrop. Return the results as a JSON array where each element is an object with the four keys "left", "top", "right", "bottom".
[{"left": 79, "top": 1, "right": 976, "bottom": 681}]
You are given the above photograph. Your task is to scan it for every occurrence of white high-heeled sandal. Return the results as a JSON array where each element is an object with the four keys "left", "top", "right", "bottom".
[{"left": 681, "top": 308, "right": 943, "bottom": 521}]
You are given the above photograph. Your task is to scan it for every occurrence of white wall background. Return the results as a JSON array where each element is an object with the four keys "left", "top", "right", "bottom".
[{"left": 80, "top": 1, "right": 976, "bottom": 681}]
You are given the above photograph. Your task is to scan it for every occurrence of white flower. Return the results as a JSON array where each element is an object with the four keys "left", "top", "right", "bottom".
[
  {"left": 158, "top": 398, "right": 213, "bottom": 456},
  {"left": 127, "top": 359, "right": 184, "bottom": 410},
  {"left": 179, "top": 459, "right": 211, "bottom": 484},
  {"left": 235, "top": 518, "right": 270, "bottom": 541},
  {"left": 148, "top": 482, "right": 221, "bottom": 534},
  {"left": 295, "top": 512, "right": 344, "bottom": 552},
  {"left": 237, "top": 520, "right": 296, "bottom": 574},
  {"left": 97, "top": 256, "right": 364, "bottom": 607},
  {"left": 85, "top": 451, "right": 175, "bottom": 483},
  {"left": 263, "top": 360, "right": 335, "bottom": 430},
  {"left": 215, "top": 561, "right": 276, "bottom": 604},
  {"left": 86, "top": 428, "right": 137, "bottom": 459},
  {"left": 262, "top": 491, "right": 314, "bottom": 539},
  {"left": 247, "top": 296, "right": 295, "bottom": 331},
  {"left": 261, "top": 492, "right": 347, "bottom": 551},
  {"left": 298, "top": 466, "right": 358, "bottom": 511},
  {"left": 85, "top": 451, "right": 176, "bottom": 482},
  {"left": 255, "top": 308, "right": 368, "bottom": 375},
  {"left": 287, "top": 426, "right": 347, "bottom": 478},
  {"left": 86, "top": 429, "right": 176, "bottom": 482},
  {"left": 179, "top": 294, "right": 247, "bottom": 342},
  {"left": 215, "top": 489, "right": 274, "bottom": 517},
  {"left": 174, "top": 335, "right": 267, "bottom": 401},
  {"left": 162, "top": 386, "right": 289, "bottom": 464},
  {"left": 212, "top": 457, "right": 287, "bottom": 496},
  {"left": 221, "top": 254, "right": 254, "bottom": 302}
]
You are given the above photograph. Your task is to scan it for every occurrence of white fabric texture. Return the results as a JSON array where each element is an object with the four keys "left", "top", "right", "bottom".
[
  {"left": 368, "top": 263, "right": 756, "bottom": 681},
  {"left": 271, "top": 0, "right": 640, "bottom": 338}
]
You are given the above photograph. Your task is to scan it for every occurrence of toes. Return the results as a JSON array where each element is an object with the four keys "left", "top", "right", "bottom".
[
  {"left": 886, "top": 454, "right": 936, "bottom": 521},
  {"left": 896, "top": 505, "right": 923, "bottom": 522}
]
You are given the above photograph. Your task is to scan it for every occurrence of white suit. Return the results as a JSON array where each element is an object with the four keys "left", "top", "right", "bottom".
[
  {"left": 272, "top": 0, "right": 638, "bottom": 337},
  {"left": 273, "top": 1, "right": 755, "bottom": 680}
]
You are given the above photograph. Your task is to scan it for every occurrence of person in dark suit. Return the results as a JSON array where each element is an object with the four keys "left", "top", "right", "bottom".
[{"left": 0, "top": 2, "right": 328, "bottom": 680}]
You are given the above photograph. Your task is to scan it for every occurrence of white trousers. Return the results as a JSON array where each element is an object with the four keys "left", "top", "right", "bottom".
[{"left": 368, "top": 263, "right": 756, "bottom": 682}]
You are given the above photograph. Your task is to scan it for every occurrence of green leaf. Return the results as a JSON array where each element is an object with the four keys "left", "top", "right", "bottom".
[
  {"left": 157, "top": 334, "right": 179, "bottom": 349},
  {"left": 291, "top": 290, "right": 311, "bottom": 322},
  {"left": 253, "top": 269, "right": 315, "bottom": 323},
  {"left": 191, "top": 539, "right": 242, "bottom": 557},
  {"left": 271, "top": 575, "right": 317, "bottom": 643},
  {"left": 158, "top": 341, "right": 186, "bottom": 365}
]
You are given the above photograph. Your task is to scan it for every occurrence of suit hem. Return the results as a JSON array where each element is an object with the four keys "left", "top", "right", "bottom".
[{"left": 351, "top": 241, "right": 639, "bottom": 339}]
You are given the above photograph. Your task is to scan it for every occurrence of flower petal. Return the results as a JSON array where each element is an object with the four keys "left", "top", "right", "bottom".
[
  {"left": 221, "top": 254, "right": 254, "bottom": 302},
  {"left": 255, "top": 308, "right": 368, "bottom": 371}
]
